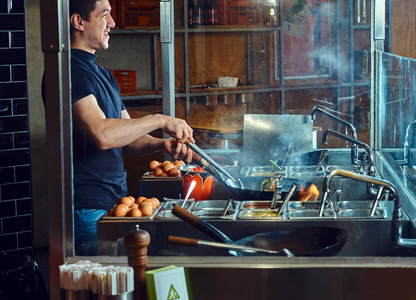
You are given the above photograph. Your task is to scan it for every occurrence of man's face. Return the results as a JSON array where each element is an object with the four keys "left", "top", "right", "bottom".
[{"left": 83, "top": 0, "right": 115, "bottom": 52}]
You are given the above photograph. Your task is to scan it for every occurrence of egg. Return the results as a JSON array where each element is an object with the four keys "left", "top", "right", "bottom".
[
  {"left": 140, "top": 203, "right": 153, "bottom": 216},
  {"left": 159, "top": 173, "right": 168, "bottom": 177},
  {"left": 149, "top": 160, "right": 161, "bottom": 170},
  {"left": 131, "top": 203, "right": 139, "bottom": 209},
  {"left": 162, "top": 163, "right": 174, "bottom": 173},
  {"left": 118, "top": 196, "right": 133, "bottom": 207},
  {"left": 113, "top": 203, "right": 129, "bottom": 217},
  {"left": 174, "top": 160, "right": 185, "bottom": 168},
  {"left": 167, "top": 167, "right": 180, "bottom": 177},
  {"left": 142, "top": 199, "right": 157, "bottom": 209},
  {"left": 136, "top": 196, "right": 147, "bottom": 205},
  {"left": 154, "top": 167, "right": 163, "bottom": 176},
  {"left": 128, "top": 208, "right": 142, "bottom": 217},
  {"left": 127, "top": 195, "right": 135, "bottom": 202},
  {"left": 162, "top": 160, "right": 171, "bottom": 166},
  {"left": 106, "top": 209, "right": 114, "bottom": 216},
  {"left": 149, "top": 197, "right": 160, "bottom": 207}
]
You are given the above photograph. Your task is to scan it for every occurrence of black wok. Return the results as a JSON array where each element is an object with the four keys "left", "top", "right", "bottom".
[
  {"left": 232, "top": 226, "right": 350, "bottom": 257},
  {"left": 171, "top": 204, "right": 350, "bottom": 257}
]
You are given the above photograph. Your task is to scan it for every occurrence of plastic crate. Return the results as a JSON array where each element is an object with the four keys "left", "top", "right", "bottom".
[
  {"left": 111, "top": 70, "right": 137, "bottom": 93},
  {"left": 121, "top": 0, "right": 159, "bottom": 8},
  {"left": 225, "top": 4, "right": 262, "bottom": 25},
  {"left": 121, "top": 7, "right": 160, "bottom": 27}
]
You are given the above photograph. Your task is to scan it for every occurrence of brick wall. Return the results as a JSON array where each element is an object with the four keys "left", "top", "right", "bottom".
[{"left": 0, "top": 0, "right": 33, "bottom": 256}]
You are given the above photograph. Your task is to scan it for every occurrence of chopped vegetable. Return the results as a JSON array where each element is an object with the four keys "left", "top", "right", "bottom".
[
  {"left": 260, "top": 176, "right": 283, "bottom": 191},
  {"left": 192, "top": 166, "right": 206, "bottom": 172},
  {"left": 269, "top": 160, "right": 284, "bottom": 172}
]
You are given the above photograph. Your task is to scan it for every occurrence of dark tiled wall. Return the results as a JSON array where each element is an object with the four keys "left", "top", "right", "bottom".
[{"left": 0, "top": 0, "right": 33, "bottom": 256}]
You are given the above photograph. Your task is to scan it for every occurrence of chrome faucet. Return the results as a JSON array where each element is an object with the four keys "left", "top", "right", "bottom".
[
  {"left": 311, "top": 106, "right": 359, "bottom": 164},
  {"left": 396, "top": 120, "right": 416, "bottom": 165},
  {"left": 322, "top": 129, "right": 375, "bottom": 177},
  {"left": 319, "top": 169, "right": 416, "bottom": 249}
]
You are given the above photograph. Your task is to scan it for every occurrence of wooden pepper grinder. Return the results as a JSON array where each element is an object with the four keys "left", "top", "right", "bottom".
[{"left": 124, "top": 224, "right": 151, "bottom": 300}]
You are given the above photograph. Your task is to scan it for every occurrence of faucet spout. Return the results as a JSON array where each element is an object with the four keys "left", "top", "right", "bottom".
[
  {"left": 311, "top": 106, "right": 359, "bottom": 164},
  {"left": 397, "top": 120, "right": 416, "bottom": 165},
  {"left": 320, "top": 169, "right": 416, "bottom": 249},
  {"left": 322, "top": 129, "right": 375, "bottom": 176}
]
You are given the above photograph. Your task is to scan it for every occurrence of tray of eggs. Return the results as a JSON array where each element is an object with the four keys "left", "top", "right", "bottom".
[
  {"left": 103, "top": 196, "right": 162, "bottom": 220},
  {"left": 142, "top": 160, "right": 185, "bottom": 180}
]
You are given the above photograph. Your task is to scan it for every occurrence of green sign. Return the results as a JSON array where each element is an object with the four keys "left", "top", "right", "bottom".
[{"left": 167, "top": 284, "right": 180, "bottom": 300}]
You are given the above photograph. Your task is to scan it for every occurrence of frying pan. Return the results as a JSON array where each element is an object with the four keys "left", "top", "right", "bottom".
[{"left": 171, "top": 204, "right": 350, "bottom": 256}]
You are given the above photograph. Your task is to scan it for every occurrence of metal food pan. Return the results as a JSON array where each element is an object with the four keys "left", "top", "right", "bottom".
[
  {"left": 336, "top": 200, "right": 383, "bottom": 210},
  {"left": 237, "top": 210, "right": 283, "bottom": 220},
  {"left": 191, "top": 209, "right": 237, "bottom": 220},
  {"left": 154, "top": 210, "right": 178, "bottom": 219},
  {"left": 101, "top": 204, "right": 161, "bottom": 220},
  {"left": 193, "top": 200, "right": 239, "bottom": 210},
  {"left": 248, "top": 166, "right": 287, "bottom": 177},
  {"left": 288, "top": 210, "right": 336, "bottom": 219},
  {"left": 250, "top": 166, "right": 288, "bottom": 173},
  {"left": 288, "top": 166, "right": 326, "bottom": 178},
  {"left": 241, "top": 201, "right": 282, "bottom": 210},
  {"left": 288, "top": 201, "right": 333, "bottom": 211},
  {"left": 337, "top": 208, "right": 386, "bottom": 219},
  {"left": 161, "top": 199, "right": 195, "bottom": 210}
]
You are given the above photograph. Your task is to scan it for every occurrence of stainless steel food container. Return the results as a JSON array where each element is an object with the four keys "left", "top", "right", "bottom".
[
  {"left": 191, "top": 200, "right": 240, "bottom": 219},
  {"left": 288, "top": 210, "right": 336, "bottom": 219},
  {"left": 240, "top": 200, "right": 282, "bottom": 210},
  {"left": 237, "top": 209, "right": 284, "bottom": 220},
  {"left": 101, "top": 205, "right": 161, "bottom": 220},
  {"left": 154, "top": 200, "right": 195, "bottom": 219},
  {"left": 335, "top": 201, "right": 386, "bottom": 219},
  {"left": 287, "top": 165, "right": 326, "bottom": 178},
  {"left": 337, "top": 208, "right": 386, "bottom": 219},
  {"left": 287, "top": 201, "right": 336, "bottom": 219}
]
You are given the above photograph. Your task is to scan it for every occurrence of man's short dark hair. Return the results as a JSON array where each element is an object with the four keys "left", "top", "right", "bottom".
[{"left": 70, "top": 0, "right": 98, "bottom": 21}]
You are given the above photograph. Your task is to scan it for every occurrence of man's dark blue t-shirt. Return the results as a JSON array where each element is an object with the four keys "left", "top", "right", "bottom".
[{"left": 71, "top": 49, "right": 127, "bottom": 210}]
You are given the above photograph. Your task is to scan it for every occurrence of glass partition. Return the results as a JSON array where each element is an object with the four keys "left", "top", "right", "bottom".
[
  {"left": 376, "top": 51, "right": 416, "bottom": 202},
  {"left": 172, "top": 0, "right": 379, "bottom": 150}
]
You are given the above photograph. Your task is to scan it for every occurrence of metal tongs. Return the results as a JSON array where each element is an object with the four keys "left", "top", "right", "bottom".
[{"left": 185, "top": 141, "right": 244, "bottom": 189}]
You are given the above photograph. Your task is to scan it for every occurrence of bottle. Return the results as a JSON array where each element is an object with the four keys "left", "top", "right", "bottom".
[
  {"left": 188, "top": 0, "right": 195, "bottom": 27},
  {"left": 204, "top": 0, "right": 217, "bottom": 25},
  {"left": 194, "top": 0, "right": 203, "bottom": 26}
]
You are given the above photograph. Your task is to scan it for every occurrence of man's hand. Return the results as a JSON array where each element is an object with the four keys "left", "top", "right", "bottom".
[
  {"left": 161, "top": 117, "right": 195, "bottom": 143},
  {"left": 163, "top": 139, "right": 193, "bottom": 163}
]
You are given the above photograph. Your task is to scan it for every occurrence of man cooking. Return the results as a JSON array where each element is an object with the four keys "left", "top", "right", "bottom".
[{"left": 66, "top": 0, "right": 194, "bottom": 255}]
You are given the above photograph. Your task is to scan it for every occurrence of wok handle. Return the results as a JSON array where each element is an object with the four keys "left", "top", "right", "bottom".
[
  {"left": 172, "top": 204, "right": 234, "bottom": 244},
  {"left": 168, "top": 236, "right": 199, "bottom": 247}
]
